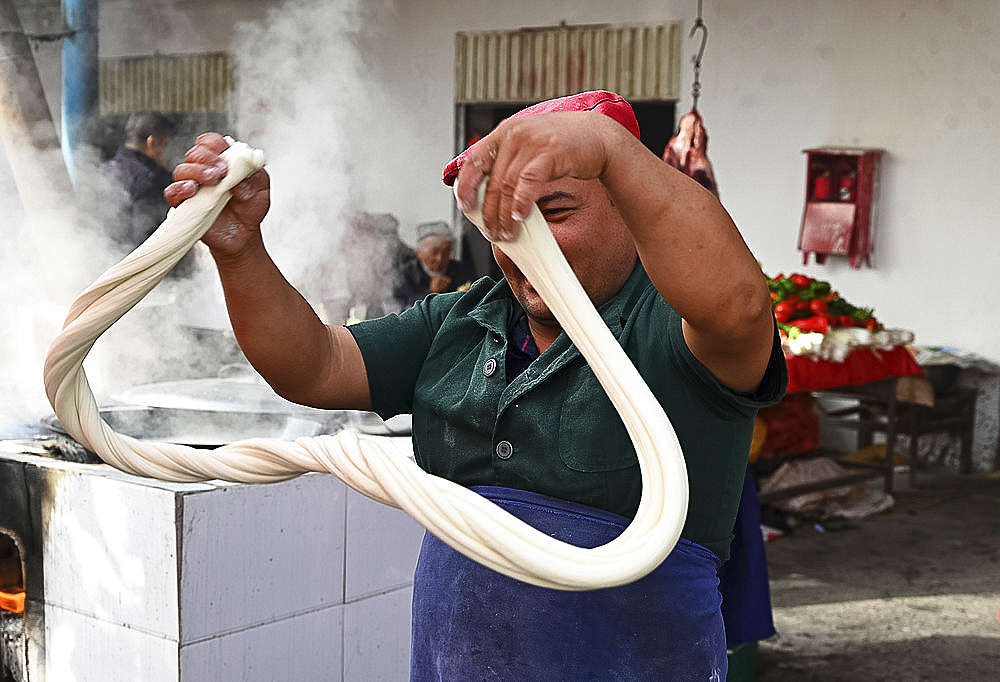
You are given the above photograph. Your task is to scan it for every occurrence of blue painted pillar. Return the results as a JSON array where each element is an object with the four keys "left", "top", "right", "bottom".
[{"left": 61, "top": 0, "right": 99, "bottom": 187}]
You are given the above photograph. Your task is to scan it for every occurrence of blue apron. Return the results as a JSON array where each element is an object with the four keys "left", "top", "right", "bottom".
[{"left": 410, "top": 486, "right": 727, "bottom": 681}]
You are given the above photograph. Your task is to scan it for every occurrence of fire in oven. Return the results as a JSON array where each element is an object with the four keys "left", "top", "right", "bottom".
[
  {"left": 0, "top": 454, "right": 42, "bottom": 682},
  {"left": 1, "top": 531, "right": 25, "bottom": 682}
]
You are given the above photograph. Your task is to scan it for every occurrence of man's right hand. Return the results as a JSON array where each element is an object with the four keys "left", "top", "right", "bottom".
[{"left": 165, "top": 132, "right": 271, "bottom": 257}]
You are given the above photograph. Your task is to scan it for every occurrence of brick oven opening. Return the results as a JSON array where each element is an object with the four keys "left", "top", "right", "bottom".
[{"left": 0, "top": 530, "right": 25, "bottom": 682}]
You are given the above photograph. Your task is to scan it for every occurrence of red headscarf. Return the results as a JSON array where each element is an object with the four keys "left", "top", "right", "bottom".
[{"left": 442, "top": 91, "right": 640, "bottom": 186}]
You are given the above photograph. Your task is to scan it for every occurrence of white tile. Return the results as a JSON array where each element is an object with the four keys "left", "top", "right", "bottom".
[
  {"left": 45, "top": 603, "right": 179, "bottom": 682},
  {"left": 179, "top": 472, "right": 347, "bottom": 641},
  {"left": 344, "top": 487, "right": 423, "bottom": 601},
  {"left": 180, "top": 605, "right": 344, "bottom": 682},
  {"left": 343, "top": 586, "right": 413, "bottom": 682},
  {"left": 44, "top": 468, "right": 181, "bottom": 639}
]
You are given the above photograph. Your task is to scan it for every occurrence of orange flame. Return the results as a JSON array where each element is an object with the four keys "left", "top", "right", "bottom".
[{"left": 0, "top": 589, "right": 25, "bottom": 614}]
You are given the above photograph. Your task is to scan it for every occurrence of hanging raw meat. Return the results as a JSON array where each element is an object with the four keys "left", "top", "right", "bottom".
[{"left": 662, "top": 109, "right": 720, "bottom": 198}]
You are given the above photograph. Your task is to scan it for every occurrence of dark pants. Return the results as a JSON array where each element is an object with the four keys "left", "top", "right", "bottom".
[
  {"left": 718, "top": 470, "right": 775, "bottom": 645},
  {"left": 411, "top": 486, "right": 727, "bottom": 681}
]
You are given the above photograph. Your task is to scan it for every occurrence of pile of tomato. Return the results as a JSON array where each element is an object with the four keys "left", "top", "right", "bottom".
[{"left": 767, "top": 272, "right": 882, "bottom": 337}]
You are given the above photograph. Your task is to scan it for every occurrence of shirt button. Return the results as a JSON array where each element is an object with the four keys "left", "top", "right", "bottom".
[
  {"left": 483, "top": 357, "right": 498, "bottom": 377},
  {"left": 496, "top": 440, "right": 513, "bottom": 460}
]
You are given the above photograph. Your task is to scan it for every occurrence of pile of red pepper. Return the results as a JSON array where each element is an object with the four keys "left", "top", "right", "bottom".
[{"left": 767, "top": 272, "right": 882, "bottom": 338}]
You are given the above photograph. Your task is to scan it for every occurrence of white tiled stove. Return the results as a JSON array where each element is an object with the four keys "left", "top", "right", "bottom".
[{"left": 1, "top": 445, "right": 424, "bottom": 681}]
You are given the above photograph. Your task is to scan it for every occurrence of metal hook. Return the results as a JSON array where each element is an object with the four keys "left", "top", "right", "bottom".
[
  {"left": 690, "top": 19, "right": 708, "bottom": 68},
  {"left": 689, "top": 6, "right": 708, "bottom": 110}
]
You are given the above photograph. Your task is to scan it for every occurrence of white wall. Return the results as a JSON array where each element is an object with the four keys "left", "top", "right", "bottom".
[
  {"left": 8, "top": 0, "right": 1000, "bottom": 361},
  {"left": 704, "top": 1, "right": 998, "bottom": 360},
  {"left": 351, "top": 0, "right": 1000, "bottom": 360}
]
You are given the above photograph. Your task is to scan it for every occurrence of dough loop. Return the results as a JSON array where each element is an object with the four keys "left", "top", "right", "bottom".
[{"left": 43, "top": 141, "right": 688, "bottom": 590}]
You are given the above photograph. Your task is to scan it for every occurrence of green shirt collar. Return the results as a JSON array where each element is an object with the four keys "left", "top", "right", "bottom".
[
  {"left": 466, "top": 260, "right": 648, "bottom": 395},
  {"left": 467, "top": 259, "right": 647, "bottom": 341}
]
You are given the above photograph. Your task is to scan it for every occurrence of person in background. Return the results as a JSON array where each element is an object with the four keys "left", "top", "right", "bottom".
[
  {"left": 166, "top": 90, "right": 786, "bottom": 679},
  {"left": 393, "top": 220, "right": 476, "bottom": 308},
  {"left": 340, "top": 211, "right": 410, "bottom": 319},
  {"left": 100, "top": 111, "right": 177, "bottom": 255}
]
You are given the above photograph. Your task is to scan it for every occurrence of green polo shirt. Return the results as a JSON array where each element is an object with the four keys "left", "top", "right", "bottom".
[{"left": 349, "top": 263, "right": 787, "bottom": 560}]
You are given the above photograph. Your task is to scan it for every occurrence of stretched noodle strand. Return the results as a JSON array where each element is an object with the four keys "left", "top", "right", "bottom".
[{"left": 42, "top": 140, "right": 688, "bottom": 590}]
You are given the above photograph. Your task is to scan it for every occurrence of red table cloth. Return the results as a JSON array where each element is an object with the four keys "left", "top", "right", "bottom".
[
  {"left": 785, "top": 345, "right": 923, "bottom": 394},
  {"left": 760, "top": 345, "right": 922, "bottom": 458}
]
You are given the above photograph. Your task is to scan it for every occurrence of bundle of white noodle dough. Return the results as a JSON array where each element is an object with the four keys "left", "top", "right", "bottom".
[{"left": 43, "top": 139, "right": 688, "bottom": 590}]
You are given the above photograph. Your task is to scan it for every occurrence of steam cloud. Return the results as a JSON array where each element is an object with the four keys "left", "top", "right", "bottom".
[
  {"left": 231, "top": 0, "right": 396, "bottom": 314},
  {"left": 0, "top": 0, "right": 397, "bottom": 432}
]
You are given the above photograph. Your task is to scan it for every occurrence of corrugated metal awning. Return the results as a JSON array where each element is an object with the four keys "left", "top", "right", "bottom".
[
  {"left": 100, "top": 52, "right": 232, "bottom": 115},
  {"left": 455, "top": 22, "right": 681, "bottom": 104}
]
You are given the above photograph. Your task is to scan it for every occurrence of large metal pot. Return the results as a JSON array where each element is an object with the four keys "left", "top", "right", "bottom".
[
  {"left": 40, "top": 366, "right": 409, "bottom": 455},
  {"left": 41, "top": 405, "right": 329, "bottom": 449},
  {"left": 112, "top": 370, "right": 410, "bottom": 437},
  {"left": 112, "top": 367, "right": 316, "bottom": 415}
]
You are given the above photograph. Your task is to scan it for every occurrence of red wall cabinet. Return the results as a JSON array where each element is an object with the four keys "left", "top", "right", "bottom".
[{"left": 798, "top": 147, "right": 883, "bottom": 268}]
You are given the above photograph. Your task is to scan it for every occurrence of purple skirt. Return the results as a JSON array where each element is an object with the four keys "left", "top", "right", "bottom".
[{"left": 410, "top": 486, "right": 727, "bottom": 681}]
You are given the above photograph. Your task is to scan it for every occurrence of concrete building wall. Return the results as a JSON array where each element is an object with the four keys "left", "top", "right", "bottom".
[{"left": 8, "top": 0, "right": 1000, "bottom": 360}]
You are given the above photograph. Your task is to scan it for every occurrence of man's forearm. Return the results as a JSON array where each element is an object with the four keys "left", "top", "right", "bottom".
[
  {"left": 601, "top": 134, "right": 775, "bottom": 390},
  {"left": 603, "top": 139, "right": 768, "bottom": 333},
  {"left": 210, "top": 237, "right": 335, "bottom": 404}
]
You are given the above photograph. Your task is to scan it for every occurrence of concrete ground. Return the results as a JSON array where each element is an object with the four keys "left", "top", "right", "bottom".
[{"left": 756, "top": 470, "right": 1000, "bottom": 681}]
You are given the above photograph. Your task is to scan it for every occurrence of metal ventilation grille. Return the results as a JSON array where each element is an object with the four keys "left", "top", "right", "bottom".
[
  {"left": 455, "top": 22, "right": 681, "bottom": 104},
  {"left": 100, "top": 52, "right": 232, "bottom": 115}
]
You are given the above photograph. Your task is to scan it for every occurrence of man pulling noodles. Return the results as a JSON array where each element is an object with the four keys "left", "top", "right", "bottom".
[{"left": 166, "top": 91, "right": 787, "bottom": 680}]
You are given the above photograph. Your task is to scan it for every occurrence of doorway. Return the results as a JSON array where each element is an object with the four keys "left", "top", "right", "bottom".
[{"left": 455, "top": 100, "right": 677, "bottom": 280}]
